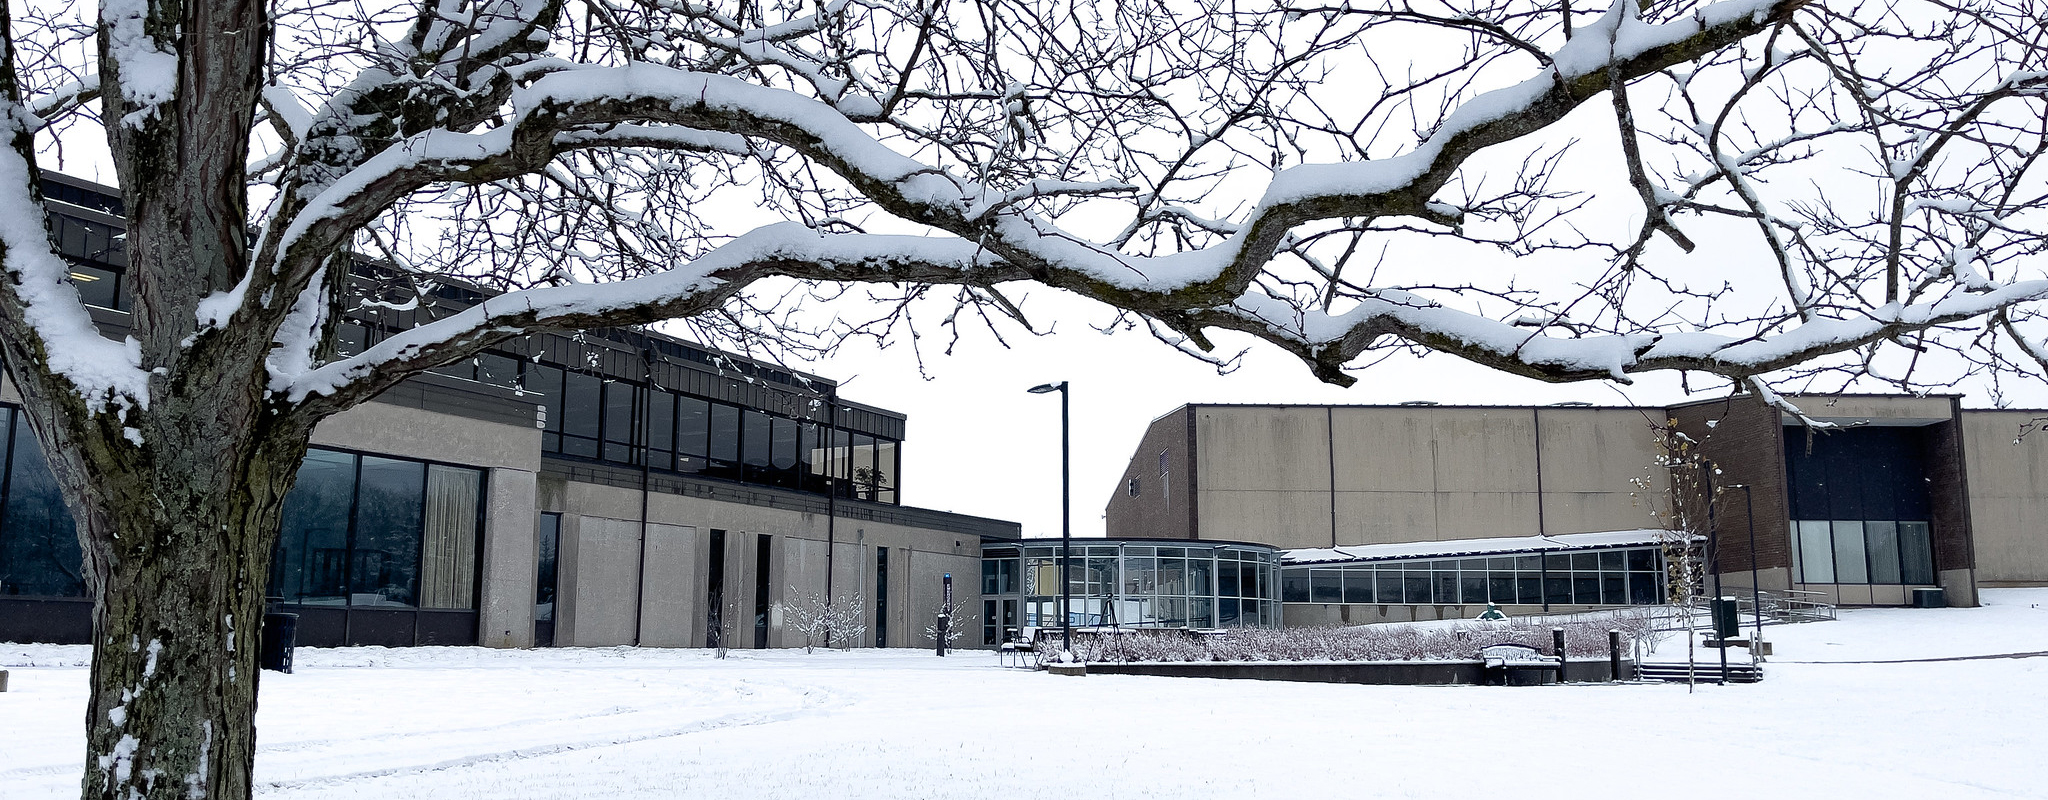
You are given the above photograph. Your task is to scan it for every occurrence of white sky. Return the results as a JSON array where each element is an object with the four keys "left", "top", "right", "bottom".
[{"left": 27, "top": 0, "right": 2048, "bottom": 544}]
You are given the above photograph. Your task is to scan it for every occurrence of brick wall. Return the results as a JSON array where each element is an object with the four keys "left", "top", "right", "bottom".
[
  {"left": 1102, "top": 406, "right": 1199, "bottom": 540},
  {"left": 1669, "top": 395, "right": 1792, "bottom": 574}
]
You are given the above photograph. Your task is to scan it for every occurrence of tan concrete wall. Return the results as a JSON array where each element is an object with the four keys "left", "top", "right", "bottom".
[
  {"left": 1200, "top": 406, "right": 1662, "bottom": 550},
  {"left": 553, "top": 477, "right": 986, "bottom": 648},
  {"left": 1961, "top": 411, "right": 2048, "bottom": 585},
  {"left": 1194, "top": 407, "right": 1333, "bottom": 548},
  {"left": 638, "top": 523, "right": 700, "bottom": 647},
  {"left": 310, "top": 401, "right": 542, "bottom": 472},
  {"left": 476, "top": 467, "right": 538, "bottom": 648},
  {"left": 1535, "top": 408, "right": 1667, "bottom": 534}
]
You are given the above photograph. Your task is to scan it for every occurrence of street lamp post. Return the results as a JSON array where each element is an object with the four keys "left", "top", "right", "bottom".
[
  {"left": 1027, "top": 381, "right": 1072, "bottom": 650},
  {"left": 1729, "top": 483, "right": 1763, "bottom": 648}
]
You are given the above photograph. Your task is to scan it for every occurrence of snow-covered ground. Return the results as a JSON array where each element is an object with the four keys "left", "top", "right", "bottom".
[{"left": 5, "top": 589, "right": 2045, "bottom": 799}]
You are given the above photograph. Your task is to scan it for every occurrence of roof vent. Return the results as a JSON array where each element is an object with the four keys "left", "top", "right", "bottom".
[
  {"left": 1398, "top": 400, "right": 1439, "bottom": 406},
  {"left": 1550, "top": 401, "right": 1594, "bottom": 407}
]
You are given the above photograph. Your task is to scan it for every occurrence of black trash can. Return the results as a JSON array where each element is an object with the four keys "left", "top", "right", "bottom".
[{"left": 260, "top": 612, "right": 298, "bottom": 673}]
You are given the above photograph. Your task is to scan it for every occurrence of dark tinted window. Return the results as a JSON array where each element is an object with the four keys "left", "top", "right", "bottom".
[{"left": 353, "top": 457, "right": 425, "bottom": 607}]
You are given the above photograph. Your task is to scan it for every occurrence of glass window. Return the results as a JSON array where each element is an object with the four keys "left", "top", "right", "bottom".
[
  {"left": 1433, "top": 571, "right": 1457, "bottom": 604},
  {"left": 1602, "top": 573, "right": 1627, "bottom": 605},
  {"left": 1796, "top": 520, "right": 1835, "bottom": 583},
  {"left": 708, "top": 403, "right": 740, "bottom": 478},
  {"left": 525, "top": 364, "right": 564, "bottom": 452},
  {"left": 1488, "top": 572, "right": 1515, "bottom": 604},
  {"left": 353, "top": 456, "right": 426, "bottom": 607},
  {"left": 271, "top": 449, "right": 356, "bottom": 604},
  {"left": 849, "top": 433, "right": 878, "bottom": 500},
  {"left": 419, "top": 464, "right": 481, "bottom": 609},
  {"left": 1544, "top": 574, "right": 1571, "bottom": 606},
  {"left": 1516, "top": 573, "right": 1541, "bottom": 605},
  {"left": 535, "top": 513, "right": 559, "bottom": 623},
  {"left": 1376, "top": 570, "right": 1402, "bottom": 604},
  {"left": 646, "top": 390, "right": 675, "bottom": 471},
  {"left": 602, "top": 381, "right": 638, "bottom": 464},
  {"left": 1626, "top": 549, "right": 1657, "bottom": 571},
  {"left": 1403, "top": 571, "right": 1431, "bottom": 604},
  {"left": 770, "top": 416, "right": 800, "bottom": 488},
  {"left": 561, "top": 372, "right": 601, "bottom": 458},
  {"left": 1459, "top": 573, "right": 1485, "bottom": 604},
  {"left": 799, "top": 422, "right": 821, "bottom": 492},
  {"left": 1309, "top": 570, "right": 1341, "bottom": 603},
  {"left": 477, "top": 353, "right": 519, "bottom": 388},
  {"left": 0, "top": 412, "right": 84, "bottom": 598},
  {"left": 1343, "top": 569, "right": 1373, "bottom": 604},
  {"left": 1187, "top": 555, "right": 1212, "bottom": 597},
  {"left": 1831, "top": 520, "right": 1869, "bottom": 584},
  {"left": 676, "top": 396, "right": 710, "bottom": 458},
  {"left": 741, "top": 410, "right": 772, "bottom": 480},
  {"left": 1899, "top": 522, "right": 1935, "bottom": 584},
  {"left": 874, "top": 439, "right": 898, "bottom": 504},
  {"left": 1865, "top": 521, "right": 1902, "bottom": 584}
]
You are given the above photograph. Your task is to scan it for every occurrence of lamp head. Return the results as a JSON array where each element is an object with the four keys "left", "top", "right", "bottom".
[{"left": 1027, "top": 382, "right": 1064, "bottom": 394}]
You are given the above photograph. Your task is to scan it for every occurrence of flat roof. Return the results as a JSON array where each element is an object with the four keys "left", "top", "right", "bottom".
[{"left": 1284, "top": 529, "right": 1681, "bottom": 565}]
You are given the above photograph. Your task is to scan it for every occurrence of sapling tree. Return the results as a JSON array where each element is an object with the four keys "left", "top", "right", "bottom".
[
  {"left": 0, "top": 0, "right": 2042, "bottom": 795},
  {"left": 1635, "top": 418, "right": 1714, "bottom": 689}
]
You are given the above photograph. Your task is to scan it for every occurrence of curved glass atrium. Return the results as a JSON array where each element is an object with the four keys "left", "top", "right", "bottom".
[{"left": 978, "top": 539, "right": 1283, "bottom": 644}]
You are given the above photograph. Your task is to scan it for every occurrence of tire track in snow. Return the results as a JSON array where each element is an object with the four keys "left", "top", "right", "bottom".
[{"left": 255, "top": 682, "right": 847, "bottom": 791}]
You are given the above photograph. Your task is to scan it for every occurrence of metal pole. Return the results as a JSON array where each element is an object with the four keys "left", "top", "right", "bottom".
[
  {"left": 1701, "top": 460, "right": 1727, "bottom": 684},
  {"left": 1738, "top": 484, "right": 1763, "bottom": 653},
  {"left": 824, "top": 387, "right": 838, "bottom": 648},
  {"left": 1060, "top": 382, "right": 1072, "bottom": 651}
]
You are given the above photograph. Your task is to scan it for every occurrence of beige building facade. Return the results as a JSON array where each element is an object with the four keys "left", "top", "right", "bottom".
[{"left": 1108, "top": 396, "right": 2048, "bottom": 615}]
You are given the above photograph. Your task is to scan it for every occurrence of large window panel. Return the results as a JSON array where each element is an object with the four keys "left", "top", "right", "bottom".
[
  {"left": 1899, "top": 522, "right": 1935, "bottom": 584},
  {"left": 874, "top": 439, "right": 898, "bottom": 504},
  {"left": 602, "top": 381, "right": 638, "bottom": 464},
  {"left": 1831, "top": 520, "right": 1869, "bottom": 584},
  {"left": 0, "top": 411, "right": 84, "bottom": 598},
  {"left": 646, "top": 390, "right": 675, "bottom": 471},
  {"left": 849, "top": 433, "right": 878, "bottom": 500},
  {"left": 272, "top": 449, "right": 356, "bottom": 604},
  {"left": 353, "top": 457, "right": 426, "bottom": 607},
  {"left": 524, "top": 364, "right": 564, "bottom": 453},
  {"left": 1795, "top": 520, "right": 1835, "bottom": 583},
  {"left": 770, "top": 416, "right": 800, "bottom": 488},
  {"left": 741, "top": 409, "right": 772, "bottom": 482},
  {"left": 676, "top": 396, "right": 710, "bottom": 458},
  {"left": 1865, "top": 521, "right": 1902, "bottom": 584},
  {"left": 561, "top": 372, "right": 602, "bottom": 458},
  {"left": 707, "top": 403, "right": 741, "bottom": 479},
  {"left": 419, "top": 465, "right": 481, "bottom": 609}
]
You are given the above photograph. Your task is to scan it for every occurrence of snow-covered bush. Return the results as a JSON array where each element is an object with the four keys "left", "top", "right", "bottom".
[{"left": 1057, "top": 609, "right": 1662, "bottom": 664}]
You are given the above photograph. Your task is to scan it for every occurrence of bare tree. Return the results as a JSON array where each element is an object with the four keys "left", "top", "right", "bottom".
[{"left": 0, "top": 0, "right": 2042, "bottom": 796}]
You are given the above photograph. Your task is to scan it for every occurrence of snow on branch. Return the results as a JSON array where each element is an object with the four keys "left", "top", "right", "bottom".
[
  {"left": 0, "top": 107, "right": 150, "bottom": 413},
  {"left": 279, "top": 223, "right": 1012, "bottom": 410}
]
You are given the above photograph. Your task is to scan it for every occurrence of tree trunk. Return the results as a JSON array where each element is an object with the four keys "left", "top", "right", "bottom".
[{"left": 65, "top": 423, "right": 311, "bottom": 800}]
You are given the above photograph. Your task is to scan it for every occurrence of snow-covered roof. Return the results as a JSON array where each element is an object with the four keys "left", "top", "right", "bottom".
[{"left": 1283, "top": 529, "right": 1681, "bottom": 565}]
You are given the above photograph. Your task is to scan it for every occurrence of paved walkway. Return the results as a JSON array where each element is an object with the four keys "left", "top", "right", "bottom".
[{"left": 1780, "top": 650, "right": 2048, "bottom": 664}]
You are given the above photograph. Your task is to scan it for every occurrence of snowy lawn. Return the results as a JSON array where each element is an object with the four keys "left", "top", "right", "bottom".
[{"left": 5, "top": 589, "right": 2046, "bottom": 799}]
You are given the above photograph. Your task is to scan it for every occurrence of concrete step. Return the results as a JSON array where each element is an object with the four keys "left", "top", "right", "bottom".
[{"left": 1636, "top": 661, "right": 1764, "bottom": 684}]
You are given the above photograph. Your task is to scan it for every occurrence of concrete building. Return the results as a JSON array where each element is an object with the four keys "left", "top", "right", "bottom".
[
  {"left": 0, "top": 173, "right": 1017, "bottom": 649},
  {"left": 1106, "top": 398, "right": 2048, "bottom": 624}
]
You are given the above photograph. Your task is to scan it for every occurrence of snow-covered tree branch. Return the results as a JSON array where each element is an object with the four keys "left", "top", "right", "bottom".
[{"left": 0, "top": 0, "right": 2042, "bottom": 796}]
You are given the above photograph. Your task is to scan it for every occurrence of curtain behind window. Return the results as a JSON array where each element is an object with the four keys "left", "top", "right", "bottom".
[{"left": 420, "top": 465, "right": 481, "bottom": 609}]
